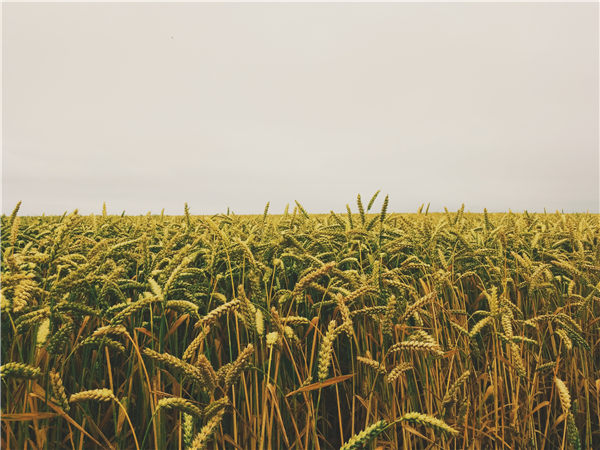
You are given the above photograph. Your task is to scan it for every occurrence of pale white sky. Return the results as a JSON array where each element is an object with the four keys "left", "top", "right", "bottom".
[{"left": 2, "top": 3, "right": 599, "bottom": 215}]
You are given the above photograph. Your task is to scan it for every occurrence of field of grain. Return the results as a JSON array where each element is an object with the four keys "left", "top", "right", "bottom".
[{"left": 2, "top": 195, "right": 599, "bottom": 449}]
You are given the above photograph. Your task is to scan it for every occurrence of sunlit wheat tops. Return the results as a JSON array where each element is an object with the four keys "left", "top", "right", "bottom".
[{"left": 1, "top": 194, "right": 598, "bottom": 449}]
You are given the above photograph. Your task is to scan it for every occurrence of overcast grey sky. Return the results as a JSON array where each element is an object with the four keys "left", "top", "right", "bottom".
[{"left": 3, "top": 3, "right": 598, "bottom": 215}]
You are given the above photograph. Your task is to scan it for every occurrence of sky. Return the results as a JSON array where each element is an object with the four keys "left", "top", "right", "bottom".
[{"left": 2, "top": 2, "right": 599, "bottom": 215}]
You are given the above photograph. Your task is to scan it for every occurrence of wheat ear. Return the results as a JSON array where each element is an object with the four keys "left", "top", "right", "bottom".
[
  {"left": 69, "top": 389, "right": 116, "bottom": 403},
  {"left": 399, "top": 412, "right": 458, "bottom": 436},
  {"left": 340, "top": 420, "right": 388, "bottom": 450},
  {"left": 156, "top": 397, "right": 203, "bottom": 419},
  {"left": 0, "top": 363, "right": 41, "bottom": 380}
]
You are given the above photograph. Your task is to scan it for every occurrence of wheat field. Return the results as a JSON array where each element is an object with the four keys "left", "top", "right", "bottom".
[{"left": 1, "top": 194, "right": 599, "bottom": 449}]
